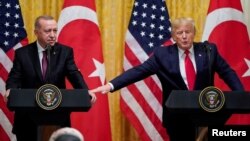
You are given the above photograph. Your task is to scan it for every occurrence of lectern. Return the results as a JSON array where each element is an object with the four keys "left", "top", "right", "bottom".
[
  {"left": 165, "top": 90, "right": 250, "bottom": 140},
  {"left": 7, "top": 88, "right": 91, "bottom": 141},
  {"left": 7, "top": 89, "right": 91, "bottom": 112},
  {"left": 166, "top": 90, "right": 250, "bottom": 112},
  {"left": 165, "top": 90, "right": 250, "bottom": 125}
]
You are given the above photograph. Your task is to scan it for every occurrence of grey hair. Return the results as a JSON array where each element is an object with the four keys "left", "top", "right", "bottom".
[
  {"left": 34, "top": 15, "right": 54, "bottom": 29},
  {"left": 49, "top": 127, "right": 84, "bottom": 141}
]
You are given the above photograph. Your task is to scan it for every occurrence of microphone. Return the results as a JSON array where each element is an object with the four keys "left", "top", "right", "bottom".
[
  {"left": 203, "top": 40, "right": 211, "bottom": 52},
  {"left": 203, "top": 41, "right": 212, "bottom": 86},
  {"left": 45, "top": 44, "right": 51, "bottom": 50}
]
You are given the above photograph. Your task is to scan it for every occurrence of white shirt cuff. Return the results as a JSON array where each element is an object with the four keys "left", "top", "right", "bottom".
[{"left": 108, "top": 82, "right": 114, "bottom": 91}]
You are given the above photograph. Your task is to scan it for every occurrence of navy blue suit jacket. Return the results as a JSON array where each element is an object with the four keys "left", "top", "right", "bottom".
[{"left": 110, "top": 42, "right": 244, "bottom": 126}]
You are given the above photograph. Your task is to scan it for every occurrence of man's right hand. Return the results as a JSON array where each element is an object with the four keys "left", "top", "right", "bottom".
[
  {"left": 90, "top": 84, "right": 112, "bottom": 94},
  {"left": 4, "top": 89, "right": 10, "bottom": 102}
]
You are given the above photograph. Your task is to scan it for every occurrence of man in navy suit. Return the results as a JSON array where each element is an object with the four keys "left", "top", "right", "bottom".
[
  {"left": 4, "top": 15, "right": 96, "bottom": 141},
  {"left": 91, "top": 17, "right": 244, "bottom": 141}
]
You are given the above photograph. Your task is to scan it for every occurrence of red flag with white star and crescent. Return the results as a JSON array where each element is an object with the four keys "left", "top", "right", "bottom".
[
  {"left": 57, "top": 0, "right": 112, "bottom": 141},
  {"left": 202, "top": 0, "right": 250, "bottom": 124}
]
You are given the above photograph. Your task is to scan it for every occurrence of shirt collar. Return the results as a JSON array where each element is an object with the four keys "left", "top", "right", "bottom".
[
  {"left": 178, "top": 45, "right": 194, "bottom": 56},
  {"left": 36, "top": 41, "right": 46, "bottom": 53}
]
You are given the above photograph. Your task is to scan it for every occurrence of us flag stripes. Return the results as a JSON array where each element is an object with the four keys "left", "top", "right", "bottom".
[
  {"left": 0, "top": 0, "right": 28, "bottom": 141},
  {"left": 121, "top": 0, "right": 171, "bottom": 140}
]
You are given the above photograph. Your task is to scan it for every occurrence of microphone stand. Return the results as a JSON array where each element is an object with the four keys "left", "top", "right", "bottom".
[
  {"left": 46, "top": 45, "right": 51, "bottom": 83},
  {"left": 204, "top": 41, "right": 212, "bottom": 86}
]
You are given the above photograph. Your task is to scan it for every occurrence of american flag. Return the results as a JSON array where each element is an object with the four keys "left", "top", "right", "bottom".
[
  {"left": 120, "top": 0, "right": 171, "bottom": 140},
  {"left": 0, "top": 0, "right": 28, "bottom": 140}
]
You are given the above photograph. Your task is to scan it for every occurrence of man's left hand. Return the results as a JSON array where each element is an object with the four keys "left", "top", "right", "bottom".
[{"left": 88, "top": 91, "right": 97, "bottom": 104}]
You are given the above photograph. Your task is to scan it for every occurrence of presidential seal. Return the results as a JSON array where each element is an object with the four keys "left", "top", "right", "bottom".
[
  {"left": 199, "top": 86, "right": 225, "bottom": 112},
  {"left": 36, "top": 84, "right": 62, "bottom": 110}
]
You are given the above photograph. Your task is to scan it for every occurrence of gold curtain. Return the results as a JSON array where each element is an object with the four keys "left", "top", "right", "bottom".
[{"left": 19, "top": 0, "right": 209, "bottom": 141}]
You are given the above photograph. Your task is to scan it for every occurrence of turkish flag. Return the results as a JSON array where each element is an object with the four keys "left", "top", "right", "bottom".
[
  {"left": 202, "top": 0, "right": 250, "bottom": 124},
  {"left": 57, "top": 0, "right": 112, "bottom": 140}
]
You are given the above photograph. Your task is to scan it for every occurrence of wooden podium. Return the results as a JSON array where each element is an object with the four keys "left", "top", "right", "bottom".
[{"left": 7, "top": 88, "right": 91, "bottom": 141}]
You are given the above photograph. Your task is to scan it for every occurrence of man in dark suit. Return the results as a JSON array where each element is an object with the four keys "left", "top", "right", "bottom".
[
  {"left": 4, "top": 15, "right": 96, "bottom": 141},
  {"left": 91, "top": 17, "right": 244, "bottom": 141}
]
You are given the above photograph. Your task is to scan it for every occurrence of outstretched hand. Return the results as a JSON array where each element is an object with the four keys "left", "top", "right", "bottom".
[{"left": 90, "top": 84, "right": 112, "bottom": 94}]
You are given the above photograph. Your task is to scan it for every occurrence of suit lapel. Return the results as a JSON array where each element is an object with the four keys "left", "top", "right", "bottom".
[
  {"left": 172, "top": 45, "right": 188, "bottom": 89},
  {"left": 29, "top": 42, "right": 44, "bottom": 81},
  {"left": 193, "top": 43, "right": 206, "bottom": 89},
  {"left": 45, "top": 44, "right": 58, "bottom": 81}
]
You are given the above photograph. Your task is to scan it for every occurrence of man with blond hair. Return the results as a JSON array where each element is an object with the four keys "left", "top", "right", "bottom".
[{"left": 91, "top": 17, "right": 244, "bottom": 141}]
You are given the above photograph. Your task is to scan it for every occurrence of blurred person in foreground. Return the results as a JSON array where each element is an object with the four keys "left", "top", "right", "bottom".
[
  {"left": 4, "top": 15, "right": 96, "bottom": 141},
  {"left": 91, "top": 17, "right": 244, "bottom": 141},
  {"left": 49, "top": 127, "right": 84, "bottom": 141}
]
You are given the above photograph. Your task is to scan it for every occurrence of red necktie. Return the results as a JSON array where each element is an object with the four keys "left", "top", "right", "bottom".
[
  {"left": 42, "top": 51, "right": 47, "bottom": 80},
  {"left": 184, "top": 50, "right": 196, "bottom": 90}
]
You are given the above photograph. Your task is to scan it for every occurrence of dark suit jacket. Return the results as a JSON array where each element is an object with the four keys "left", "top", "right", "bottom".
[
  {"left": 6, "top": 42, "right": 88, "bottom": 89},
  {"left": 110, "top": 42, "right": 244, "bottom": 127},
  {"left": 6, "top": 41, "right": 88, "bottom": 133}
]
